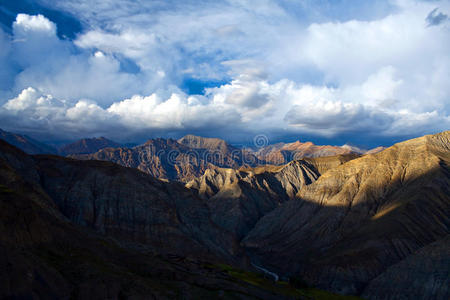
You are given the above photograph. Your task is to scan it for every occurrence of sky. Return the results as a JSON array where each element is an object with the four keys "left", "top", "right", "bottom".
[{"left": 0, "top": 0, "right": 449, "bottom": 147}]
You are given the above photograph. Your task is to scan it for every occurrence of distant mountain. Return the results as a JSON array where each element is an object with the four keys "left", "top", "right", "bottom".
[
  {"left": 58, "top": 137, "right": 122, "bottom": 155},
  {"left": 365, "top": 146, "right": 386, "bottom": 154},
  {"left": 72, "top": 135, "right": 261, "bottom": 182},
  {"left": 178, "top": 134, "right": 232, "bottom": 153},
  {"left": 70, "top": 135, "right": 372, "bottom": 182},
  {"left": 255, "top": 140, "right": 357, "bottom": 164},
  {"left": 342, "top": 144, "right": 387, "bottom": 155},
  {"left": 0, "top": 129, "right": 124, "bottom": 156},
  {"left": 0, "top": 128, "right": 56, "bottom": 154},
  {"left": 242, "top": 130, "right": 450, "bottom": 296}
]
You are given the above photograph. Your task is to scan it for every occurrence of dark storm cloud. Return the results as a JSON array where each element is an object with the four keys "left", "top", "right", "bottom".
[{"left": 426, "top": 8, "right": 448, "bottom": 26}]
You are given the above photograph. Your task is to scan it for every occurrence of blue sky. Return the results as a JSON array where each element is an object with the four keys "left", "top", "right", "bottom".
[{"left": 0, "top": 0, "right": 449, "bottom": 147}]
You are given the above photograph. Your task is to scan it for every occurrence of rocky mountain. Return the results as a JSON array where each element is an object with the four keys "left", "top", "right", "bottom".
[
  {"left": 186, "top": 154, "right": 358, "bottom": 239},
  {"left": 1, "top": 139, "right": 341, "bottom": 299},
  {"left": 58, "top": 137, "right": 122, "bottom": 155},
  {"left": 178, "top": 134, "right": 233, "bottom": 153},
  {"left": 70, "top": 135, "right": 366, "bottom": 182},
  {"left": 1, "top": 131, "right": 448, "bottom": 299},
  {"left": 72, "top": 135, "right": 261, "bottom": 182},
  {"left": 255, "top": 140, "right": 357, "bottom": 165},
  {"left": 177, "top": 134, "right": 262, "bottom": 168},
  {"left": 242, "top": 130, "right": 450, "bottom": 297},
  {"left": 0, "top": 128, "right": 56, "bottom": 154}
]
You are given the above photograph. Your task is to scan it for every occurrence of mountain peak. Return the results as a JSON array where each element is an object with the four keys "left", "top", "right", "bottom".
[{"left": 58, "top": 137, "right": 121, "bottom": 155}]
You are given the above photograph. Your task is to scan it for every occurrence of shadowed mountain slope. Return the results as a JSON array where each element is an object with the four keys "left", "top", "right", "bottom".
[
  {"left": 0, "top": 128, "right": 56, "bottom": 154},
  {"left": 242, "top": 131, "right": 450, "bottom": 297},
  {"left": 0, "top": 139, "right": 240, "bottom": 262},
  {"left": 362, "top": 234, "right": 450, "bottom": 300}
]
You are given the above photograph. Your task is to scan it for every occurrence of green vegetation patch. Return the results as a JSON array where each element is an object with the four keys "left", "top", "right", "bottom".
[
  {"left": 213, "top": 264, "right": 362, "bottom": 300},
  {"left": 0, "top": 184, "right": 15, "bottom": 194}
]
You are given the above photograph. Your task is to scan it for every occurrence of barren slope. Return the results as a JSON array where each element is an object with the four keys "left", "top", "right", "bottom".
[{"left": 242, "top": 131, "right": 450, "bottom": 297}]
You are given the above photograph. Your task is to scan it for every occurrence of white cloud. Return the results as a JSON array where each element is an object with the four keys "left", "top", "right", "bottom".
[
  {"left": 14, "top": 14, "right": 57, "bottom": 36},
  {"left": 0, "top": 1, "right": 449, "bottom": 144},
  {"left": 2, "top": 79, "right": 447, "bottom": 141},
  {"left": 3, "top": 87, "right": 53, "bottom": 111},
  {"left": 361, "top": 66, "right": 403, "bottom": 104}
]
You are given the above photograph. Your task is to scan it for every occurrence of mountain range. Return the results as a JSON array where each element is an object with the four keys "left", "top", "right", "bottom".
[
  {"left": 0, "top": 128, "right": 57, "bottom": 154},
  {"left": 0, "top": 129, "right": 448, "bottom": 299},
  {"left": 0, "top": 128, "right": 382, "bottom": 182}
]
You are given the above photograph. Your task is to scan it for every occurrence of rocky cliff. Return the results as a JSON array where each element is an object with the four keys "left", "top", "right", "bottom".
[
  {"left": 187, "top": 154, "right": 358, "bottom": 239},
  {"left": 71, "top": 135, "right": 261, "bottom": 182}
]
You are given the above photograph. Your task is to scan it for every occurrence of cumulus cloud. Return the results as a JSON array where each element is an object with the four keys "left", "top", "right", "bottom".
[
  {"left": 283, "top": 85, "right": 447, "bottom": 137},
  {"left": 2, "top": 79, "right": 448, "bottom": 142},
  {"left": 0, "top": 87, "right": 243, "bottom": 139},
  {"left": 0, "top": 0, "right": 449, "bottom": 145},
  {"left": 14, "top": 14, "right": 56, "bottom": 35},
  {"left": 3, "top": 13, "right": 159, "bottom": 105}
]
